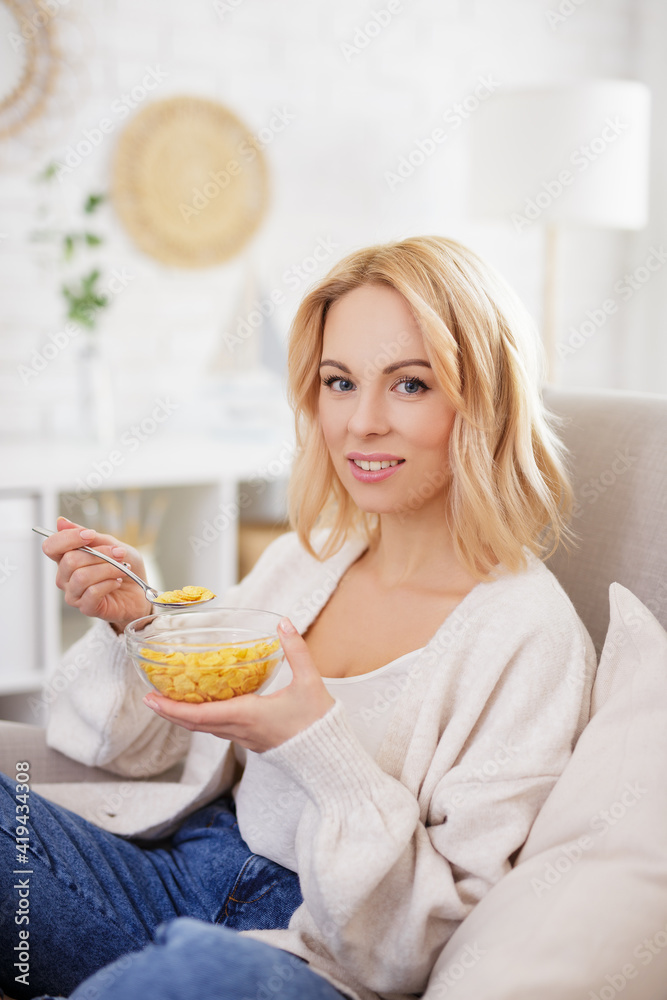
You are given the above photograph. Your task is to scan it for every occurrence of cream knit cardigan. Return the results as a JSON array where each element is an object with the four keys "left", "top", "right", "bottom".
[{"left": 40, "top": 530, "right": 597, "bottom": 1000}]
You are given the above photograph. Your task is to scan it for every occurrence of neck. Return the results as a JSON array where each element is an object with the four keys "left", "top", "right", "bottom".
[{"left": 361, "top": 508, "right": 482, "bottom": 593}]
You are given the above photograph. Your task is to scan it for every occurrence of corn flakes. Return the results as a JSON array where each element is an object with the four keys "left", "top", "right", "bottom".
[
  {"left": 156, "top": 586, "right": 216, "bottom": 605},
  {"left": 139, "top": 637, "right": 281, "bottom": 702}
]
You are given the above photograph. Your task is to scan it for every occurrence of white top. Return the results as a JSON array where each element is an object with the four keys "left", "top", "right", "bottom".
[
  {"left": 233, "top": 646, "right": 426, "bottom": 871},
  {"left": 41, "top": 528, "right": 597, "bottom": 1000}
]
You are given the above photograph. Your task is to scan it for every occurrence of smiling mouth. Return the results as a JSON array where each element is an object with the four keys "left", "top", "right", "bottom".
[{"left": 351, "top": 458, "right": 405, "bottom": 471}]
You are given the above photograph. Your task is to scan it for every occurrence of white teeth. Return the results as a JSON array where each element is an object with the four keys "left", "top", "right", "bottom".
[{"left": 353, "top": 459, "right": 400, "bottom": 471}]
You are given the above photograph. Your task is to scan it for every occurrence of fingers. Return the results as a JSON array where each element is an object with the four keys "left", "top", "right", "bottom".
[
  {"left": 59, "top": 557, "right": 124, "bottom": 612},
  {"left": 56, "top": 516, "right": 83, "bottom": 531},
  {"left": 42, "top": 517, "right": 113, "bottom": 561},
  {"left": 277, "top": 617, "right": 316, "bottom": 681},
  {"left": 43, "top": 519, "right": 87, "bottom": 561},
  {"left": 143, "top": 692, "right": 255, "bottom": 736},
  {"left": 54, "top": 543, "right": 123, "bottom": 589},
  {"left": 75, "top": 527, "right": 125, "bottom": 550},
  {"left": 65, "top": 561, "right": 124, "bottom": 602},
  {"left": 69, "top": 577, "right": 123, "bottom": 615},
  {"left": 44, "top": 519, "right": 125, "bottom": 564},
  {"left": 141, "top": 629, "right": 334, "bottom": 750}
]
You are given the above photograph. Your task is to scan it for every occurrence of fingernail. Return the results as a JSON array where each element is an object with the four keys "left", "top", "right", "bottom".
[
  {"left": 143, "top": 696, "right": 158, "bottom": 710},
  {"left": 112, "top": 547, "right": 125, "bottom": 557},
  {"left": 80, "top": 529, "right": 95, "bottom": 540},
  {"left": 278, "top": 617, "right": 295, "bottom": 634}
]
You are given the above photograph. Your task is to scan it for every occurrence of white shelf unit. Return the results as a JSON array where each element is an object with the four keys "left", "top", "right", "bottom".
[{"left": 0, "top": 434, "right": 294, "bottom": 712}]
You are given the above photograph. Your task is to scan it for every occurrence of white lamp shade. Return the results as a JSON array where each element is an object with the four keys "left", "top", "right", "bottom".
[{"left": 470, "top": 80, "right": 651, "bottom": 230}]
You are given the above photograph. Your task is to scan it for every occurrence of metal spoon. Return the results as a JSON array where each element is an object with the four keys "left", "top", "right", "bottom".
[{"left": 32, "top": 526, "right": 216, "bottom": 609}]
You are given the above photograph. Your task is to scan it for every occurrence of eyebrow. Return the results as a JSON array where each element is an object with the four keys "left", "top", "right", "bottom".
[{"left": 318, "top": 358, "right": 432, "bottom": 375}]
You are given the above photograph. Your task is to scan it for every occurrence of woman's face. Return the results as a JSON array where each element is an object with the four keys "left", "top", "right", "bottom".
[{"left": 318, "top": 283, "right": 456, "bottom": 517}]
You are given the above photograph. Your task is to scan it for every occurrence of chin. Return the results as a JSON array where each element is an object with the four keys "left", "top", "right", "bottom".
[{"left": 354, "top": 497, "right": 403, "bottom": 515}]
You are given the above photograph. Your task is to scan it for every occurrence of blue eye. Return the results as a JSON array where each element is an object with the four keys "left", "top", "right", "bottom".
[
  {"left": 321, "top": 375, "right": 353, "bottom": 391},
  {"left": 394, "top": 376, "right": 428, "bottom": 394}
]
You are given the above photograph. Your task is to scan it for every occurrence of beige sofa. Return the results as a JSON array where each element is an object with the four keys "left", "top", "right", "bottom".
[
  {"left": 543, "top": 385, "right": 667, "bottom": 653},
  {"left": 1, "top": 385, "right": 666, "bottom": 999},
  {"left": 427, "top": 385, "right": 667, "bottom": 999}
]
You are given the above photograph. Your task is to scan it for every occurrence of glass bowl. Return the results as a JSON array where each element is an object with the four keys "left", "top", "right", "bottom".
[{"left": 125, "top": 607, "right": 285, "bottom": 703}]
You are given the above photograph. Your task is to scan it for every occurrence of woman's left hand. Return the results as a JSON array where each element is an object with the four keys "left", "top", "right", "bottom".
[{"left": 142, "top": 617, "right": 335, "bottom": 752}]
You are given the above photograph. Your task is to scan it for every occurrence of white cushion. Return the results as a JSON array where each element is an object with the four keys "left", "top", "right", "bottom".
[{"left": 425, "top": 583, "right": 667, "bottom": 1000}]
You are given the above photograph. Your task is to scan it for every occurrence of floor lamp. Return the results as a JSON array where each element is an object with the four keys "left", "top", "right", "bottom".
[{"left": 469, "top": 80, "right": 651, "bottom": 384}]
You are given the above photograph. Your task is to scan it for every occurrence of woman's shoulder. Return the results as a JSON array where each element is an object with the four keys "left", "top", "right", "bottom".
[
  {"left": 427, "top": 550, "right": 596, "bottom": 708},
  {"left": 467, "top": 547, "right": 592, "bottom": 645}
]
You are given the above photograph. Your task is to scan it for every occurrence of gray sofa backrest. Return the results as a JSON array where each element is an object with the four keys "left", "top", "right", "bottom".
[{"left": 542, "top": 386, "right": 667, "bottom": 657}]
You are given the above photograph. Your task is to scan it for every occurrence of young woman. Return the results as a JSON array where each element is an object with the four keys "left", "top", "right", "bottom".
[{"left": 1, "top": 236, "right": 596, "bottom": 1000}]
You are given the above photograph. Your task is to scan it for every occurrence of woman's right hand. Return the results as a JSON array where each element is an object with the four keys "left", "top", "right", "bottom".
[{"left": 42, "top": 516, "right": 153, "bottom": 633}]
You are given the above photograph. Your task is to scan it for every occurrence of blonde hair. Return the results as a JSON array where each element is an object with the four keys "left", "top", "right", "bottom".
[{"left": 285, "top": 235, "right": 577, "bottom": 580}]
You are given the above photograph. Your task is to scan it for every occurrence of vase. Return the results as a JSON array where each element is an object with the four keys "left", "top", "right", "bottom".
[{"left": 77, "top": 335, "right": 116, "bottom": 445}]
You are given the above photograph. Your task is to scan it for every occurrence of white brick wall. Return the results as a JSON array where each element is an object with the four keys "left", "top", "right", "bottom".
[{"left": 0, "top": 0, "right": 662, "bottom": 447}]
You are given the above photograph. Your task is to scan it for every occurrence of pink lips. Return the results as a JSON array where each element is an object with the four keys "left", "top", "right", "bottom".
[{"left": 348, "top": 458, "right": 405, "bottom": 483}]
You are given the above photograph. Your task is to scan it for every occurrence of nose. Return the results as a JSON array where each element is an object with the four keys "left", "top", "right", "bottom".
[{"left": 346, "top": 385, "right": 391, "bottom": 438}]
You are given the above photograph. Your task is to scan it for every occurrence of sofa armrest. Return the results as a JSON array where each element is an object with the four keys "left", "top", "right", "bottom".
[
  {"left": 0, "top": 721, "right": 121, "bottom": 783},
  {"left": 0, "top": 721, "right": 185, "bottom": 784}
]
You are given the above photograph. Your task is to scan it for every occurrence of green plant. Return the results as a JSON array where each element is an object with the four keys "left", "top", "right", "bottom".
[
  {"left": 32, "top": 164, "right": 111, "bottom": 332},
  {"left": 62, "top": 230, "right": 103, "bottom": 261},
  {"left": 62, "top": 269, "right": 109, "bottom": 328},
  {"left": 84, "top": 193, "right": 105, "bottom": 214}
]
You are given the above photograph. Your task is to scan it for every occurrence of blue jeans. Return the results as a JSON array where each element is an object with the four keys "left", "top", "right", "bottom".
[
  {"left": 48, "top": 918, "right": 351, "bottom": 1000},
  {"left": 0, "top": 772, "right": 345, "bottom": 1000}
]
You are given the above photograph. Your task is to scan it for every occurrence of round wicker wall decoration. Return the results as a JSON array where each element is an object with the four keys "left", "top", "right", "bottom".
[
  {"left": 0, "top": 0, "right": 58, "bottom": 141},
  {"left": 111, "top": 96, "right": 269, "bottom": 269}
]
